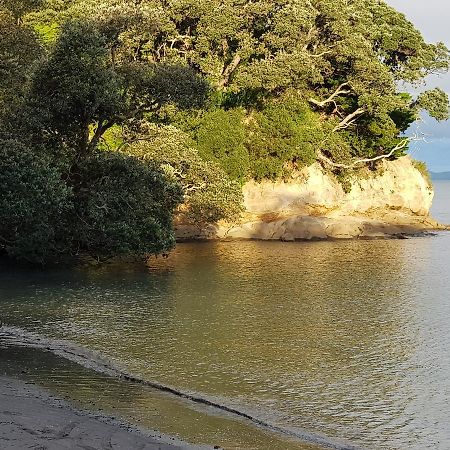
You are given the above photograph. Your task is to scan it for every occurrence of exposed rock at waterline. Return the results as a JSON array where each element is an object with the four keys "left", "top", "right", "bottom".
[{"left": 176, "top": 156, "right": 443, "bottom": 241}]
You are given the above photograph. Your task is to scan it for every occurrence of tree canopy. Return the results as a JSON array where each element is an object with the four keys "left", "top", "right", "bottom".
[
  {"left": 25, "top": 0, "right": 448, "bottom": 170},
  {"left": 0, "top": 0, "right": 448, "bottom": 263}
]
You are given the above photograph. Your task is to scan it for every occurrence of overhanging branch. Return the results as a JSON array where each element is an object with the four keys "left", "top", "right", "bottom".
[
  {"left": 218, "top": 53, "right": 241, "bottom": 89},
  {"left": 309, "top": 83, "right": 351, "bottom": 108},
  {"left": 317, "top": 138, "right": 410, "bottom": 169},
  {"left": 332, "top": 107, "right": 365, "bottom": 132}
]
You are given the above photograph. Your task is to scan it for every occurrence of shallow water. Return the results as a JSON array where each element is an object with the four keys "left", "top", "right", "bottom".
[{"left": 1, "top": 182, "right": 450, "bottom": 449}]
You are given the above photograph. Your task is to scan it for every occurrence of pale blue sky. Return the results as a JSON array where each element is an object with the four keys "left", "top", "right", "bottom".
[{"left": 386, "top": 0, "right": 450, "bottom": 171}]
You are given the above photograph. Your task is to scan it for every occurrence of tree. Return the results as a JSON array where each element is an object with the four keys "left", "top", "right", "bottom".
[
  {"left": 0, "top": 0, "right": 44, "bottom": 23},
  {"left": 0, "top": 18, "right": 202, "bottom": 263},
  {"left": 0, "top": 140, "right": 71, "bottom": 263},
  {"left": 415, "top": 88, "right": 449, "bottom": 122},
  {"left": 25, "top": 19, "right": 209, "bottom": 158},
  {"left": 0, "top": 9, "right": 42, "bottom": 122},
  {"left": 19, "top": 0, "right": 450, "bottom": 166},
  {"left": 0, "top": 0, "right": 448, "bottom": 266}
]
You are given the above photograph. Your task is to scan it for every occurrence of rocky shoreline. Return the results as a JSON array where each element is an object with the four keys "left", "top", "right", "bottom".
[
  {"left": 176, "top": 214, "right": 445, "bottom": 242},
  {"left": 176, "top": 156, "right": 447, "bottom": 242}
]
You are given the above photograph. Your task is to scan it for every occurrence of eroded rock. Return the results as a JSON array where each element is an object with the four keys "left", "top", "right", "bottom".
[{"left": 176, "top": 156, "right": 442, "bottom": 241}]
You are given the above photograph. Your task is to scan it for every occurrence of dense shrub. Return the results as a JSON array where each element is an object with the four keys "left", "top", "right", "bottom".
[
  {"left": 246, "top": 100, "right": 321, "bottom": 180},
  {"left": 0, "top": 139, "right": 71, "bottom": 263},
  {"left": 71, "top": 151, "right": 183, "bottom": 260},
  {"left": 123, "top": 123, "right": 244, "bottom": 224},
  {"left": 195, "top": 108, "right": 250, "bottom": 183},
  {"left": 0, "top": 140, "right": 183, "bottom": 263}
]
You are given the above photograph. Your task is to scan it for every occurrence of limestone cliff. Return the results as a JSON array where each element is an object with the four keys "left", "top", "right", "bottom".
[{"left": 176, "top": 156, "right": 443, "bottom": 241}]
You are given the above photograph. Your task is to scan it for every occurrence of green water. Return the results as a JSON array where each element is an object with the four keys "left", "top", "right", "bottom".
[{"left": 1, "top": 183, "right": 450, "bottom": 449}]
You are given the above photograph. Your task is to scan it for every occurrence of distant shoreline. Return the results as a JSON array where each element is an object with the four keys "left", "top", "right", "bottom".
[{"left": 431, "top": 172, "right": 450, "bottom": 181}]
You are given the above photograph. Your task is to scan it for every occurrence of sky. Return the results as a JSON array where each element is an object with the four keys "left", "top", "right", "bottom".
[{"left": 386, "top": 0, "right": 450, "bottom": 171}]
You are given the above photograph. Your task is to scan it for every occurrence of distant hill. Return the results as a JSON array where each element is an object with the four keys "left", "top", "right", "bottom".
[{"left": 431, "top": 172, "right": 450, "bottom": 180}]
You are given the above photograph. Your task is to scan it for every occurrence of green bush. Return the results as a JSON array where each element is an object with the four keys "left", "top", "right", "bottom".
[
  {"left": 0, "top": 139, "right": 72, "bottom": 263},
  {"left": 0, "top": 139, "right": 184, "bottom": 263},
  {"left": 124, "top": 123, "right": 244, "bottom": 224},
  {"left": 246, "top": 100, "right": 319, "bottom": 180},
  {"left": 71, "top": 151, "right": 183, "bottom": 260},
  {"left": 195, "top": 108, "right": 250, "bottom": 182}
]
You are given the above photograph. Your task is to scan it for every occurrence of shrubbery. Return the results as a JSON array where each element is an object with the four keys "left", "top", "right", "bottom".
[
  {"left": 0, "top": 140, "right": 183, "bottom": 263},
  {"left": 0, "top": 140, "right": 71, "bottom": 263},
  {"left": 246, "top": 100, "right": 323, "bottom": 180},
  {"left": 123, "top": 123, "right": 244, "bottom": 224},
  {"left": 71, "top": 151, "right": 183, "bottom": 259},
  {"left": 195, "top": 108, "right": 250, "bottom": 183}
]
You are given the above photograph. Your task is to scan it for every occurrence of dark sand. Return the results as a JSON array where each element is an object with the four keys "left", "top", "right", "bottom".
[{"left": 0, "top": 376, "right": 195, "bottom": 450}]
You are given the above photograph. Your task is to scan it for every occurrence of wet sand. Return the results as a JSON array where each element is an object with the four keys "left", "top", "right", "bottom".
[{"left": 0, "top": 376, "right": 192, "bottom": 449}]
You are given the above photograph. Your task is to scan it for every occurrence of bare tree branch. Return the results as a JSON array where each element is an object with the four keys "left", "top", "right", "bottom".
[
  {"left": 302, "top": 24, "right": 317, "bottom": 51},
  {"left": 309, "top": 82, "right": 351, "bottom": 108},
  {"left": 87, "top": 119, "right": 114, "bottom": 152},
  {"left": 317, "top": 138, "right": 410, "bottom": 169},
  {"left": 310, "top": 50, "right": 333, "bottom": 58},
  {"left": 332, "top": 107, "right": 365, "bottom": 132},
  {"left": 184, "top": 182, "right": 206, "bottom": 193},
  {"left": 218, "top": 53, "right": 241, "bottom": 89}
]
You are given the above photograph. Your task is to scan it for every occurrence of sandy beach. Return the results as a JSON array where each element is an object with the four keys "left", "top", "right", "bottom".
[{"left": 0, "top": 375, "right": 189, "bottom": 450}]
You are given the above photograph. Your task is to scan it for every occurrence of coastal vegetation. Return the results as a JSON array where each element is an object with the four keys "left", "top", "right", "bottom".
[{"left": 0, "top": 0, "right": 449, "bottom": 263}]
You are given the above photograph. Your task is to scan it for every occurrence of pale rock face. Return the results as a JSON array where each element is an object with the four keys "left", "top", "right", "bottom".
[
  {"left": 242, "top": 156, "right": 433, "bottom": 217},
  {"left": 175, "top": 156, "right": 441, "bottom": 241}
]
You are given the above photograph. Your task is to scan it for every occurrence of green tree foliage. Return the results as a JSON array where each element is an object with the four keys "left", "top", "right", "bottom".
[
  {"left": 0, "top": 139, "right": 183, "bottom": 263},
  {"left": 0, "top": 0, "right": 44, "bottom": 22},
  {"left": 26, "top": 20, "right": 120, "bottom": 154},
  {"left": 24, "top": 1, "right": 450, "bottom": 148},
  {"left": 45, "top": 0, "right": 448, "bottom": 174},
  {"left": 71, "top": 151, "right": 183, "bottom": 259},
  {"left": 0, "top": 140, "right": 71, "bottom": 263},
  {"left": 194, "top": 108, "right": 249, "bottom": 182},
  {"left": 415, "top": 88, "right": 449, "bottom": 121},
  {"left": 25, "top": 19, "right": 208, "bottom": 156},
  {"left": 0, "top": 10, "right": 42, "bottom": 119},
  {"left": 123, "top": 123, "right": 244, "bottom": 223},
  {"left": 246, "top": 99, "right": 320, "bottom": 180},
  {"left": 0, "top": 12, "right": 208, "bottom": 263}
]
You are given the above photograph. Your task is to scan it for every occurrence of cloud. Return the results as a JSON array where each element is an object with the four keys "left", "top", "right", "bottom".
[
  {"left": 386, "top": 0, "right": 450, "bottom": 160},
  {"left": 386, "top": 0, "right": 450, "bottom": 43},
  {"left": 386, "top": 0, "right": 450, "bottom": 95}
]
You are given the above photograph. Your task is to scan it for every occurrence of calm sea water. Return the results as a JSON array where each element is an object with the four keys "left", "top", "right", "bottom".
[{"left": 1, "top": 182, "right": 450, "bottom": 450}]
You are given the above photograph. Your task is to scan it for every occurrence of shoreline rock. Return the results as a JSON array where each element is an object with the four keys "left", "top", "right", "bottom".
[{"left": 176, "top": 156, "right": 446, "bottom": 241}]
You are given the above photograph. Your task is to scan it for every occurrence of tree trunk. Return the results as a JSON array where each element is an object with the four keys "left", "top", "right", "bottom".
[{"left": 218, "top": 54, "right": 241, "bottom": 89}]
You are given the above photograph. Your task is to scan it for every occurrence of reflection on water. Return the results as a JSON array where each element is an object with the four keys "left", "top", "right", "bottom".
[
  {"left": 0, "top": 345, "right": 314, "bottom": 450},
  {"left": 1, "top": 184, "right": 450, "bottom": 449}
]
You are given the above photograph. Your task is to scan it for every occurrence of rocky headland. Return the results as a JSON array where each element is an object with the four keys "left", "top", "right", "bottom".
[{"left": 176, "top": 156, "right": 445, "bottom": 241}]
